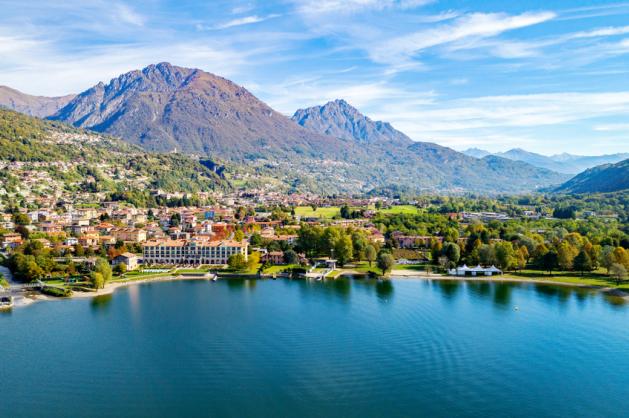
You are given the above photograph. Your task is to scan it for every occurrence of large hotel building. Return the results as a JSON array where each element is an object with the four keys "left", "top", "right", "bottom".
[{"left": 143, "top": 239, "right": 248, "bottom": 265}]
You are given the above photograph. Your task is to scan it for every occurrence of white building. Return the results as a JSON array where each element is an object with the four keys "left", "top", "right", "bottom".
[
  {"left": 143, "top": 239, "right": 248, "bottom": 265},
  {"left": 448, "top": 265, "right": 503, "bottom": 277}
]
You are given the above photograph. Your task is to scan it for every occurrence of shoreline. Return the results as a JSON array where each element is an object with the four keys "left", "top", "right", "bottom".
[{"left": 9, "top": 271, "right": 629, "bottom": 308}]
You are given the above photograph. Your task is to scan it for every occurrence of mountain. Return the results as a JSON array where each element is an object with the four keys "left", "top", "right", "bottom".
[
  {"left": 50, "top": 62, "right": 347, "bottom": 161},
  {"left": 291, "top": 100, "right": 568, "bottom": 192},
  {"left": 494, "top": 148, "right": 566, "bottom": 173},
  {"left": 466, "top": 147, "right": 629, "bottom": 174},
  {"left": 0, "top": 86, "right": 75, "bottom": 118},
  {"left": 0, "top": 108, "right": 226, "bottom": 202},
  {"left": 549, "top": 152, "right": 629, "bottom": 173},
  {"left": 554, "top": 158, "right": 629, "bottom": 194},
  {"left": 462, "top": 148, "right": 491, "bottom": 158},
  {"left": 291, "top": 99, "right": 411, "bottom": 145},
  {"left": 48, "top": 62, "right": 567, "bottom": 194}
]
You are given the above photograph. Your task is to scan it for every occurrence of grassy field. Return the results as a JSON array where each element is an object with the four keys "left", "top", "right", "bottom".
[
  {"left": 263, "top": 264, "right": 300, "bottom": 274},
  {"left": 294, "top": 206, "right": 341, "bottom": 219},
  {"left": 377, "top": 205, "right": 422, "bottom": 215}
]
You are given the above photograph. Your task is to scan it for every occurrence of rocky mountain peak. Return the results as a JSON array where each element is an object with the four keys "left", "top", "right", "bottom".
[{"left": 292, "top": 99, "right": 412, "bottom": 144}]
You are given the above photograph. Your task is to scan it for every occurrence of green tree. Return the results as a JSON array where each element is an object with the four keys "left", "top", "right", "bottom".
[
  {"left": 113, "top": 263, "right": 127, "bottom": 275},
  {"left": 228, "top": 253, "right": 247, "bottom": 270},
  {"left": 283, "top": 250, "right": 300, "bottom": 265},
  {"left": 541, "top": 251, "right": 559, "bottom": 275},
  {"left": 495, "top": 242, "right": 516, "bottom": 271},
  {"left": 334, "top": 235, "right": 354, "bottom": 267},
  {"left": 90, "top": 272, "right": 105, "bottom": 289},
  {"left": 377, "top": 252, "right": 395, "bottom": 275},
  {"left": 234, "top": 229, "right": 245, "bottom": 241},
  {"left": 95, "top": 258, "right": 112, "bottom": 283},
  {"left": 442, "top": 242, "right": 461, "bottom": 267},
  {"left": 573, "top": 249, "right": 593, "bottom": 276},
  {"left": 601, "top": 246, "right": 616, "bottom": 273},
  {"left": 365, "top": 245, "right": 377, "bottom": 267}
]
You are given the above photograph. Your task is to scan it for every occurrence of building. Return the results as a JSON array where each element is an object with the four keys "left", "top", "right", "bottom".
[
  {"left": 448, "top": 265, "right": 503, "bottom": 277},
  {"left": 143, "top": 239, "right": 248, "bottom": 265},
  {"left": 261, "top": 251, "right": 284, "bottom": 265},
  {"left": 112, "top": 252, "right": 139, "bottom": 270}
]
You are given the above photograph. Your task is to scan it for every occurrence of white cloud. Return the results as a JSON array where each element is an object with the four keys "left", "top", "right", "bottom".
[
  {"left": 214, "top": 14, "right": 280, "bottom": 30},
  {"left": 297, "top": 0, "right": 432, "bottom": 15},
  {"left": 115, "top": 3, "right": 145, "bottom": 26},
  {"left": 368, "top": 11, "right": 556, "bottom": 67},
  {"left": 594, "top": 123, "right": 629, "bottom": 131}
]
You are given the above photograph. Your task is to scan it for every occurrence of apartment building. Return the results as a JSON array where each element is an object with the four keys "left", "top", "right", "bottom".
[{"left": 143, "top": 239, "right": 248, "bottom": 265}]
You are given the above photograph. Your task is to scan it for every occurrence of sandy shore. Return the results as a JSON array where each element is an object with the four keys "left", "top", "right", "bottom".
[{"left": 11, "top": 275, "right": 213, "bottom": 308}]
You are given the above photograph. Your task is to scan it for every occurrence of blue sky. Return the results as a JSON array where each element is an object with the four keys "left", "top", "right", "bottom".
[{"left": 1, "top": 0, "right": 629, "bottom": 155}]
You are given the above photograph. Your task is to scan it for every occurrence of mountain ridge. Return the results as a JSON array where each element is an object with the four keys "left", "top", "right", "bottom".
[
  {"left": 463, "top": 147, "right": 629, "bottom": 174},
  {"left": 36, "top": 62, "right": 567, "bottom": 193},
  {"left": 554, "top": 158, "right": 629, "bottom": 194},
  {"left": 0, "top": 86, "right": 75, "bottom": 118}
]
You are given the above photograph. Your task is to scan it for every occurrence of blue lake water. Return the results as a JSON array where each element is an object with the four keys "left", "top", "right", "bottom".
[{"left": 1, "top": 278, "right": 629, "bottom": 418}]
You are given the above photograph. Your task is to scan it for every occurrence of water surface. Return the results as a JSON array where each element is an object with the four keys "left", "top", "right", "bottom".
[{"left": 2, "top": 278, "right": 628, "bottom": 418}]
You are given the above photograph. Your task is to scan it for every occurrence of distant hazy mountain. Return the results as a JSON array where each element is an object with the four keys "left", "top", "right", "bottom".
[
  {"left": 555, "top": 159, "right": 629, "bottom": 193},
  {"left": 464, "top": 147, "right": 629, "bottom": 174},
  {"left": 462, "top": 148, "right": 491, "bottom": 158},
  {"left": 0, "top": 86, "right": 75, "bottom": 118},
  {"left": 46, "top": 62, "right": 566, "bottom": 194},
  {"left": 549, "top": 152, "right": 629, "bottom": 173},
  {"left": 292, "top": 99, "right": 411, "bottom": 145}
]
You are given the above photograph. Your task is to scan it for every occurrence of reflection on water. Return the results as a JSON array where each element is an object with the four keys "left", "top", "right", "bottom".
[
  {"left": 433, "top": 279, "right": 462, "bottom": 301},
  {"left": 91, "top": 294, "right": 113, "bottom": 312},
  {"left": 375, "top": 280, "right": 394, "bottom": 302},
  {"left": 493, "top": 283, "right": 513, "bottom": 308},
  {"left": 219, "top": 277, "right": 626, "bottom": 310}
]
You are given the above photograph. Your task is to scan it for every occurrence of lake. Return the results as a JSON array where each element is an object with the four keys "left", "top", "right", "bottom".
[{"left": 2, "top": 278, "right": 629, "bottom": 418}]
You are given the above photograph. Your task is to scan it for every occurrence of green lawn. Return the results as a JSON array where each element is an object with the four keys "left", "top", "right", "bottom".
[
  {"left": 392, "top": 263, "right": 427, "bottom": 271},
  {"left": 294, "top": 206, "right": 341, "bottom": 219},
  {"left": 377, "top": 205, "right": 422, "bottom": 215},
  {"left": 263, "top": 264, "right": 300, "bottom": 274}
]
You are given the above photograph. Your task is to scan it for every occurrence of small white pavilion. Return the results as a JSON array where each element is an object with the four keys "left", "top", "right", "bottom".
[{"left": 448, "top": 264, "right": 503, "bottom": 277}]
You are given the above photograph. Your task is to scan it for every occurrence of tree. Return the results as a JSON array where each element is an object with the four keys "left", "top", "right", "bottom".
[
  {"left": 95, "top": 258, "right": 112, "bottom": 283},
  {"left": 13, "top": 213, "right": 30, "bottom": 225},
  {"left": 479, "top": 244, "right": 496, "bottom": 266},
  {"left": 170, "top": 213, "right": 181, "bottom": 227},
  {"left": 541, "top": 251, "right": 558, "bottom": 275},
  {"left": 284, "top": 249, "right": 300, "bottom": 265},
  {"left": 91, "top": 272, "right": 105, "bottom": 289},
  {"left": 365, "top": 245, "right": 377, "bottom": 267},
  {"left": 442, "top": 242, "right": 460, "bottom": 267},
  {"left": 601, "top": 246, "right": 616, "bottom": 273},
  {"left": 246, "top": 252, "right": 260, "bottom": 271},
  {"left": 113, "top": 263, "right": 127, "bottom": 275},
  {"left": 557, "top": 241, "right": 578, "bottom": 271},
  {"left": 377, "top": 252, "right": 395, "bottom": 275},
  {"left": 334, "top": 235, "right": 354, "bottom": 266},
  {"left": 228, "top": 253, "right": 247, "bottom": 270},
  {"left": 573, "top": 249, "right": 593, "bottom": 276},
  {"left": 610, "top": 263, "right": 627, "bottom": 286},
  {"left": 234, "top": 229, "right": 245, "bottom": 241},
  {"left": 495, "top": 242, "right": 516, "bottom": 271}
]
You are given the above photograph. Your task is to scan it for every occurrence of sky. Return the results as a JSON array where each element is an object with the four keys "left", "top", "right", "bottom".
[{"left": 1, "top": 0, "right": 629, "bottom": 155}]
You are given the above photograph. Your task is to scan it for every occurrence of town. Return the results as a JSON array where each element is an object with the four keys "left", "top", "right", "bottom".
[{"left": 1, "top": 184, "right": 628, "bottom": 307}]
